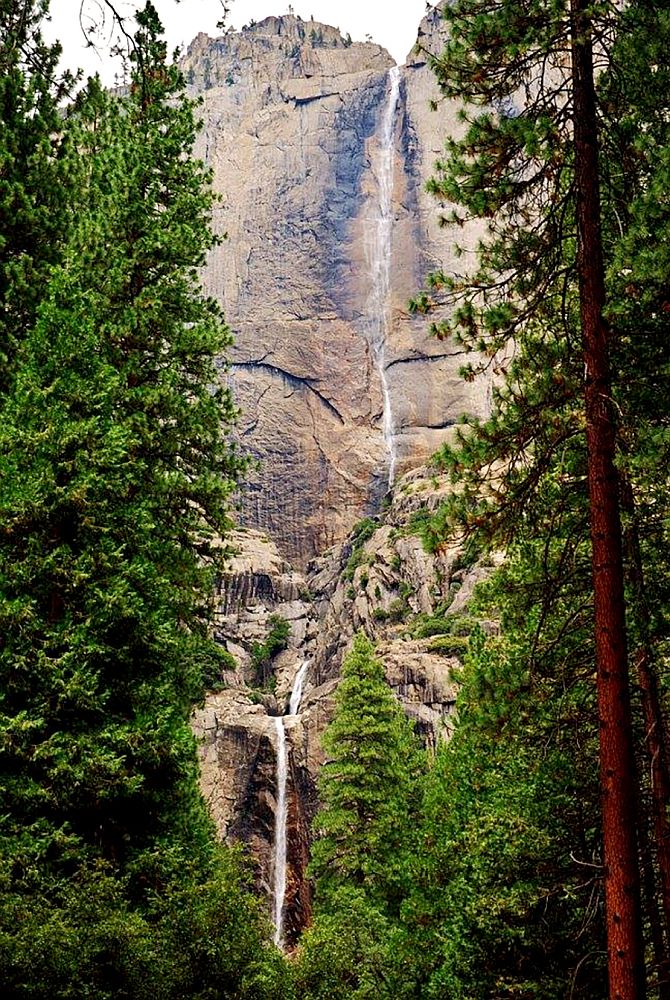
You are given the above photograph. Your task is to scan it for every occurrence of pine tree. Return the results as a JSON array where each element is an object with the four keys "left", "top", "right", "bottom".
[
  {"left": 601, "top": 15, "right": 670, "bottom": 976},
  {"left": 0, "top": 4, "right": 283, "bottom": 995},
  {"left": 309, "top": 633, "right": 423, "bottom": 911},
  {"left": 406, "top": 549, "right": 608, "bottom": 999},
  {"left": 297, "top": 634, "right": 424, "bottom": 999},
  {"left": 0, "top": 0, "right": 73, "bottom": 392},
  {"left": 411, "top": 3, "right": 670, "bottom": 992}
]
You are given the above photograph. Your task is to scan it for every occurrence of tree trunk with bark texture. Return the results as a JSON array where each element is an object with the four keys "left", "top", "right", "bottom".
[{"left": 570, "top": 1, "right": 646, "bottom": 996}]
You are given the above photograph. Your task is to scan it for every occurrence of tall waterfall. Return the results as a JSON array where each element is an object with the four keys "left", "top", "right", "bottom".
[
  {"left": 272, "top": 716, "right": 288, "bottom": 948},
  {"left": 271, "top": 660, "right": 311, "bottom": 947},
  {"left": 366, "top": 65, "right": 401, "bottom": 488}
]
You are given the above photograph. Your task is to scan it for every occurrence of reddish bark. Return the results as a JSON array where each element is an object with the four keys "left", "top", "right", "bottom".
[{"left": 570, "top": 1, "right": 646, "bottom": 996}]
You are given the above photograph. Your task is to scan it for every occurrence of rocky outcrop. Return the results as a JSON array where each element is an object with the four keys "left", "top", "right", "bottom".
[
  {"left": 193, "top": 692, "right": 315, "bottom": 946},
  {"left": 183, "top": 11, "right": 490, "bottom": 568},
  {"left": 307, "top": 466, "right": 470, "bottom": 724},
  {"left": 193, "top": 465, "right": 489, "bottom": 940},
  {"left": 193, "top": 528, "right": 321, "bottom": 945}
]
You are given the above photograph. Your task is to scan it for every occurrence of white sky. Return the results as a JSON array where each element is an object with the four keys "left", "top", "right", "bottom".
[{"left": 45, "top": 1, "right": 430, "bottom": 82}]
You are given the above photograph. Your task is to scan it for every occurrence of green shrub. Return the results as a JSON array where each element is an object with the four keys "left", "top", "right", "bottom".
[
  {"left": 344, "top": 548, "right": 365, "bottom": 580},
  {"left": 344, "top": 518, "right": 378, "bottom": 581},
  {"left": 250, "top": 615, "right": 290, "bottom": 687},
  {"left": 413, "top": 615, "right": 452, "bottom": 638},
  {"left": 388, "top": 598, "right": 410, "bottom": 623},
  {"left": 201, "top": 645, "right": 237, "bottom": 692},
  {"left": 426, "top": 634, "right": 470, "bottom": 656},
  {"left": 412, "top": 613, "right": 476, "bottom": 640}
]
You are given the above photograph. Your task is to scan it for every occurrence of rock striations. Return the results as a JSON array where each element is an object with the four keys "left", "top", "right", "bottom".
[{"left": 183, "top": 10, "right": 489, "bottom": 568}]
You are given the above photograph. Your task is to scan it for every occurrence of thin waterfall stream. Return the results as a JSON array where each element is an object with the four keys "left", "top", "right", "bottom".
[
  {"left": 366, "top": 65, "right": 401, "bottom": 488},
  {"left": 271, "top": 717, "right": 288, "bottom": 948},
  {"left": 271, "top": 659, "right": 310, "bottom": 948},
  {"left": 289, "top": 659, "right": 309, "bottom": 716},
  {"left": 271, "top": 69, "right": 401, "bottom": 942}
]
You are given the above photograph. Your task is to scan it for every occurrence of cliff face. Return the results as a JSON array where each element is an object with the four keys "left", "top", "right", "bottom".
[
  {"left": 182, "top": 11, "right": 489, "bottom": 569},
  {"left": 191, "top": 464, "right": 493, "bottom": 943},
  {"left": 187, "top": 9, "right": 492, "bottom": 948}
]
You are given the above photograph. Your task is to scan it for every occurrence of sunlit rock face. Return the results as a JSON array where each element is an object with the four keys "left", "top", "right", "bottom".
[{"left": 183, "top": 10, "right": 490, "bottom": 569}]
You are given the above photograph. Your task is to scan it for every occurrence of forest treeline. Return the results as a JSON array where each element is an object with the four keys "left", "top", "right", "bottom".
[
  {"left": 0, "top": 2, "right": 288, "bottom": 995},
  {"left": 1, "top": 1, "right": 669, "bottom": 998}
]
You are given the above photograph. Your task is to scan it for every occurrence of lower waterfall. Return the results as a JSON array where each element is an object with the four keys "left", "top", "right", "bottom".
[
  {"left": 272, "top": 716, "right": 288, "bottom": 948},
  {"left": 289, "top": 659, "right": 310, "bottom": 716},
  {"left": 272, "top": 660, "right": 311, "bottom": 947}
]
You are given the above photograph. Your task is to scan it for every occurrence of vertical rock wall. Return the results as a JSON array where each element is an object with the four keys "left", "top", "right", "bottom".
[
  {"left": 182, "top": 11, "right": 490, "bottom": 569},
  {"left": 192, "top": 467, "right": 480, "bottom": 943}
]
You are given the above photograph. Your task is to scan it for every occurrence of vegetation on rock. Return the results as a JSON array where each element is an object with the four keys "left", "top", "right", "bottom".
[{"left": 250, "top": 614, "right": 291, "bottom": 689}]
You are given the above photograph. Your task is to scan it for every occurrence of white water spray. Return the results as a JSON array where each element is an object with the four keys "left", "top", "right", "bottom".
[
  {"left": 272, "top": 716, "right": 288, "bottom": 948},
  {"left": 288, "top": 659, "right": 310, "bottom": 716},
  {"left": 366, "top": 65, "right": 401, "bottom": 487},
  {"left": 271, "top": 660, "right": 311, "bottom": 947}
]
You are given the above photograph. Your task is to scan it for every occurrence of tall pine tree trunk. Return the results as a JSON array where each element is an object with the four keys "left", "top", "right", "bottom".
[{"left": 570, "top": 2, "right": 645, "bottom": 996}]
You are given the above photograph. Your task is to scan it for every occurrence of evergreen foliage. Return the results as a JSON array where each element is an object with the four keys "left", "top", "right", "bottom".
[
  {"left": 3, "top": 0, "right": 669, "bottom": 994},
  {"left": 251, "top": 614, "right": 291, "bottom": 687},
  {"left": 0, "top": 3, "right": 282, "bottom": 994},
  {"left": 295, "top": 886, "right": 406, "bottom": 1000},
  {"left": 298, "top": 634, "right": 425, "bottom": 997},
  {"left": 343, "top": 517, "right": 378, "bottom": 581},
  {"left": 406, "top": 557, "right": 608, "bottom": 998},
  {"left": 0, "top": 0, "right": 73, "bottom": 392},
  {"left": 398, "top": 0, "right": 670, "bottom": 996},
  {"left": 309, "top": 633, "right": 423, "bottom": 911}
]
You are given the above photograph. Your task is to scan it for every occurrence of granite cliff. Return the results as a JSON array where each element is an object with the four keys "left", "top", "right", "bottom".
[
  {"left": 192, "top": 463, "right": 489, "bottom": 947},
  {"left": 183, "top": 10, "right": 489, "bottom": 568},
  {"left": 185, "top": 9, "right": 492, "bottom": 946}
]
